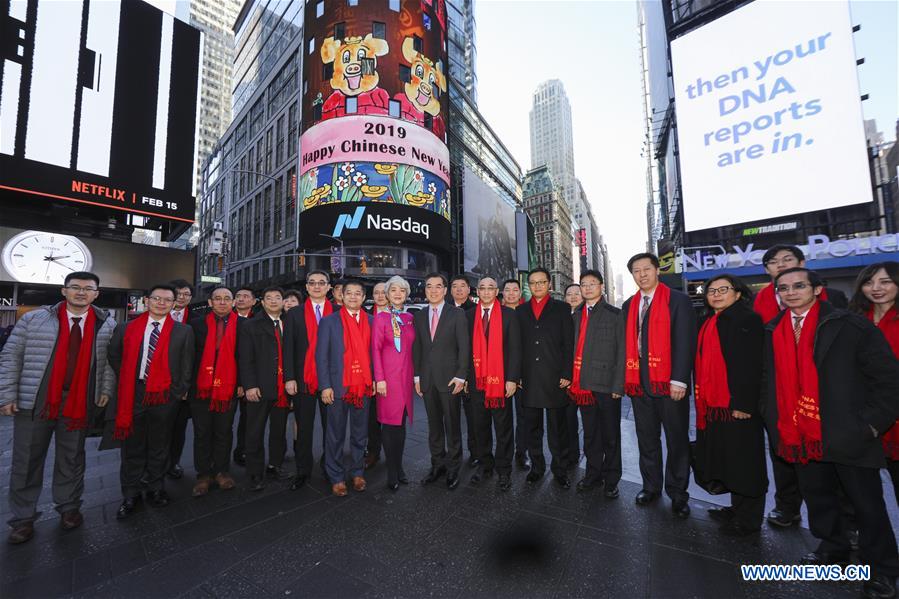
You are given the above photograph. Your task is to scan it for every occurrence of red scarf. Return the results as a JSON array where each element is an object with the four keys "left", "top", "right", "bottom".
[
  {"left": 472, "top": 304, "right": 505, "bottom": 408},
  {"left": 196, "top": 313, "right": 238, "bottom": 412},
  {"left": 43, "top": 304, "right": 96, "bottom": 431},
  {"left": 772, "top": 301, "right": 823, "bottom": 464},
  {"left": 868, "top": 306, "right": 899, "bottom": 460},
  {"left": 568, "top": 305, "right": 595, "bottom": 406},
  {"left": 693, "top": 312, "right": 732, "bottom": 430},
  {"left": 303, "top": 301, "right": 333, "bottom": 393},
  {"left": 340, "top": 308, "right": 372, "bottom": 408},
  {"left": 754, "top": 283, "right": 829, "bottom": 324},
  {"left": 115, "top": 313, "right": 174, "bottom": 439},
  {"left": 530, "top": 296, "right": 548, "bottom": 320},
  {"left": 624, "top": 284, "right": 672, "bottom": 397}
]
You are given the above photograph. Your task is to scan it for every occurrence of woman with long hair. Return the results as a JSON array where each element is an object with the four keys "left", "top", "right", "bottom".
[
  {"left": 693, "top": 274, "right": 768, "bottom": 536},
  {"left": 850, "top": 261, "right": 899, "bottom": 504}
]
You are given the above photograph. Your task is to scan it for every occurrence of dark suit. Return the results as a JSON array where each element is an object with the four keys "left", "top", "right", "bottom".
[
  {"left": 621, "top": 286, "right": 697, "bottom": 501},
  {"left": 573, "top": 300, "right": 625, "bottom": 487},
  {"left": 238, "top": 313, "right": 289, "bottom": 480},
  {"left": 518, "top": 298, "right": 574, "bottom": 476},
  {"left": 107, "top": 317, "right": 194, "bottom": 497},
  {"left": 232, "top": 310, "right": 256, "bottom": 462},
  {"left": 466, "top": 305, "right": 521, "bottom": 475},
  {"left": 315, "top": 310, "right": 373, "bottom": 483},
  {"left": 762, "top": 302, "right": 899, "bottom": 575},
  {"left": 452, "top": 299, "right": 480, "bottom": 457},
  {"left": 189, "top": 315, "right": 240, "bottom": 478},
  {"left": 283, "top": 301, "right": 337, "bottom": 478},
  {"left": 412, "top": 302, "right": 471, "bottom": 473},
  {"left": 168, "top": 315, "right": 203, "bottom": 472}
]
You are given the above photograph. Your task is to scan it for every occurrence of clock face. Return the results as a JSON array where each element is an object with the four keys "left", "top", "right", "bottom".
[{"left": 1, "top": 231, "right": 94, "bottom": 285}]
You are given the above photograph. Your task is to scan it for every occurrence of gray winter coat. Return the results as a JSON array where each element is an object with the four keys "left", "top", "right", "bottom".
[{"left": 0, "top": 303, "right": 117, "bottom": 410}]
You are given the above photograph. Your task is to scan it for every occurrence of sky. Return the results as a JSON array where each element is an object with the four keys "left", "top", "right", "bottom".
[{"left": 475, "top": 0, "right": 898, "bottom": 296}]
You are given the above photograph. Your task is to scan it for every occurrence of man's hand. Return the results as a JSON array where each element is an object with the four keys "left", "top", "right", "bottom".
[
  {"left": 285, "top": 380, "right": 298, "bottom": 396},
  {"left": 237, "top": 386, "right": 245, "bottom": 398},
  {"left": 464, "top": 381, "right": 469, "bottom": 394},
  {"left": 505, "top": 381, "right": 517, "bottom": 398},
  {"left": 246, "top": 387, "right": 262, "bottom": 402},
  {"left": 321, "top": 388, "right": 335, "bottom": 405},
  {"left": 559, "top": 378, "right": 571, "bottom": 389},
  {"left": 415, "top": 381, "right": 422, "bottom": 396},
  {"left": 181, "top": 393, "right": 188, "bottom": 402},
  {"left": 449, "top": 379, "right": 465, "bottom": 395},
  {"left": 732, "top": 409, "right": 751, "bottom": 419},
  {"left": 95, "top": 394, "right": 110, "bottom": 408},
  {"left": 0, "top": 403, "right": 17, "bottom": 416},
  {"left": 611, "top": 393, "right": 622, "bottom": 399},
  {"left": 670, "top": 386, "right": 687, "bottom": 401},
  {"left": 375, "top": 381, "right": 387, "bottom": 396}
]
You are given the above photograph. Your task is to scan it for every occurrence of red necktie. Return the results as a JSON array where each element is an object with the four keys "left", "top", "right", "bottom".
[{"left": 63, "top": 317, "right": 82, "bottom": 390}]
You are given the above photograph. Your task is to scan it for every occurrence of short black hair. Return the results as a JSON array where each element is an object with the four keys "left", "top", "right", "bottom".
[
  {"left": 762, "top": 244, "right": 804, "bottom": 265},
  {"left": 261, "top": 286, "right": 285, "bottom": 299},
  {"left": 342, "top": 278, "right": 365, "bottom": 294},
  {"left": 170, "top": 279, "right": 194, "bottom": 296},
  {"left": 527, "top": 267, "right": 551, "bottom": 282},
  {"left": 236, "top": 286, "right": 255, "bottom": 296},
  {"left": 64, "top": 271, "right": 99, "bottom": 287},
  {"left": 627, "top": 253, "right": 660, "bottom": 271},
  {"left": 332, "top": 278, "right": 345, "bottom": 288},
  {"left": 450, "top": 275, "right": 470, "bottom": 287},
  {"left": 208, "top": 285, "right": 233, "bottom": 297},
  {"left": 501, "top": 278, "right": 520, "bottom": 290},
  {"left": 564, "top": 283, "right": 581, "bottom": 295},
  {"left": 580, "top": 269, "right": 604, "bottom": 284},
  {"left": 424, "top": 272, "right": 448, "bottom": 287},
  {"left": 283, "top": 289, "right": 304, "bottom": 302},
  {"left": 774, "top": 267, "right": 823, "bottom": 288},
  {"left": 147, "top": 283, "right": 176, "bottom": 298},
  {"left": 307, "top": 270, "right": 330, "bottom": 282}
]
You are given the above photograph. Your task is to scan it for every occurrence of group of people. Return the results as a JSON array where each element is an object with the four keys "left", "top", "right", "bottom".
[{"left": 2, "top": 245, "right": 899, "bottom": 597}]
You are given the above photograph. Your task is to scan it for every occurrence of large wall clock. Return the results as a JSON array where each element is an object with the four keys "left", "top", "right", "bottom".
[{"left": 1, "top": 231, "right": 94, "bottom": 285}]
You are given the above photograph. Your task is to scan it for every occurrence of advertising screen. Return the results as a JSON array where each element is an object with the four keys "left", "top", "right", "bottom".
[
  {"left": 298, "top": 0, "right": 450, "bottom": 230},
  {"left": 0, "top": 0, "right": 201, "bottom": 223},
  {"left": 671, "top": 0, "right": 871, "bottom": 232},
  {"left": 462, "top": 167, "right": 517, "bottom": 282},
  {"left": 299, "top": 201, "right": 450, "bottom": 247}
]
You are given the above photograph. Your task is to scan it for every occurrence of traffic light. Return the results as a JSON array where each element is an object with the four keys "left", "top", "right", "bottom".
[
  {"left": 360, "top": 257, "right": 368, "bottom": 275},
  {"left": 298, "top": 253, "right": 306, "bottom": 267}
]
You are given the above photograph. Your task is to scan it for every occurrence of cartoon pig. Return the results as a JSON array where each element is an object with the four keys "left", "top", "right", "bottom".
[
  {"left": 393, "top": 37, "right": 447, "bottom": 140},
  {"left": 320, "top": 34, "right": 390, "bottom": 120}
]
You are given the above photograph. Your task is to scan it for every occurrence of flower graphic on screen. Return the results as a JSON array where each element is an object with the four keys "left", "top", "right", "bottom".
[
  {"left": 340, "top": 163, "right": 356, "bottom": 176},
  {"left": 428, "top": 182, "right": 437, "bottom": 195},
  {"left": 336, "top": 176, "right": 351, "bottom": 191},
  {"left": 353, "top": 172, "right": 368, "bottom": 187}
]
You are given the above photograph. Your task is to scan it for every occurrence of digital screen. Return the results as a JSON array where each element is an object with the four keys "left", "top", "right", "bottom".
[
  {"left": 0, "top": 0, "right": 201, "bottom": 223},
  {"left": 671, "top": 0, "right": 871, "bottom": 232},
  {"left": 462, "top": 167, "right": 517, "bottom": 282}
]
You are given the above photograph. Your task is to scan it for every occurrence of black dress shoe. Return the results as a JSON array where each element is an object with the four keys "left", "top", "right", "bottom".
[
  {"left": 576, "top": 478, "right": 599, "bottom": 492},
  {"left": 604, "top": 484, "right": 620, "bottom": 499},
  {"left": 167, "top": 464, "right": 184, "bottom": 480},
  {"left": 289, "top": 475, "right": 308, "bottom": 491},
  {"left": 719, "top": 521, "right": 760, "bottom": 537},
  {"left": 469, "top": 472, "right": 483, "bottom": 485},
  {"left": 862, "top": 574, "right": 897, "bottom": 599},
  {"left": 446, "top": 472, "right": 460, "bottom": 489},
  {"left": 116, "top": 496, "right": 142, "bottom": 520},
  {"left": 554, "top": 473, "right": 571, "bottom": 489},
  {"left": 387, "top": 481, "right": 399, "bottom": 492},
  {"left": 248, "top": 477, "right": 265, "bottom": 492},
  {"left": 766, "top": 508, "right": 800, "bottom": 528},
  {"left": 708, "top": 506, "right": 735, "bottom": 523},
  {"left": 147, "top": 490, "right": 170, "bottom": 507},
  {"left": 233, "top": 452, "right": 246, "bottom": 467},
  {"left": 848, "top": 528, "right": 860, "bottom": 552},
  {"left": 398, "top": 474, "right": 409, "bottom": 485},
  {"left": 526, "top": 470, "right": 544, "bottom": 483},
  {"left": 800, "top": 550, "right": 850, "bottom": 565},
  {"left": 635, "top": 490, "right": 659, "bottom": 505},
  {"left": 515, "top": 454, "right": 532, "bottom": 470},
  {"left": 672, "top": 498, "right": 690, "bottom": 519},
  {"left": 498, "top": 474, "right": 512, "bottom": 491},
  {"left": 421, "top": 466, "right": 446, "bottom": 485}
]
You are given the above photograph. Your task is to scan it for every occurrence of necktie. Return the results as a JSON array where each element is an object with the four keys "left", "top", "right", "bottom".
[
  {"left": 482, "top": 308, "right": 490, "bottom": 338},
  {"left": 144, "top": 321, "right": 160, "bottom": 379},
  {"left": 587, "top": 304, "right": 593, "bottom": 316},
  {"left": 64, "top": 317, "right": 82, "bottom": 390},
  {"left": 273, "top": 318, "right": 282, "bottom": 337},
  {"left": 638, "top": 296, "right": 650, "bottom": 357},
  {"left": 793, "top": 315, "right": 803, "bottom": 345},
  {"left": 430, "top": 307, "right": 439, "bottom": 340},
  {"left": 315, "top": 303, "right": 322, "bottom": 324}
]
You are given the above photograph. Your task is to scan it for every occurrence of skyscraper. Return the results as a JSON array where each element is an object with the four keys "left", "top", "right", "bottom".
[
  {"left": 447, "top": 0, "right": 478, "bottom": 104},
  {"left": 523, "top": 165, "right": 573, "bottom": 297}
]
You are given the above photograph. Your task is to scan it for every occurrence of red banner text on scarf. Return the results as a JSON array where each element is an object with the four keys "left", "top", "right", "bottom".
[
  {"left": 624, "top": 284, "right": 672, "bottom": 397},
  {"left": 196, "top": 313, "right": 238, "bottom": 412},
  {"left": 340, "top": 308, "right": 372, "bottom": 408},
  {"left": 473, "top": 305, "right": 505, "bottom": 408}
]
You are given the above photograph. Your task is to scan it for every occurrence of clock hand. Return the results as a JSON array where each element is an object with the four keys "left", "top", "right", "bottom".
[{"left": 44, "top": 250, "right": 54, "bottom": 278}]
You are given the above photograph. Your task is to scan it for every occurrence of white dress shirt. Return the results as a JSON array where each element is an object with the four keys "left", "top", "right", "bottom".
[{"left": 66, "top": 309, "right": 88, "bottom": 334}]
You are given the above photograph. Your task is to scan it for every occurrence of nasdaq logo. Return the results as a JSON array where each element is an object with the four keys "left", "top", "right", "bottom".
[{"left": 331, "top": 206, "right": 366, "bottom": 237}]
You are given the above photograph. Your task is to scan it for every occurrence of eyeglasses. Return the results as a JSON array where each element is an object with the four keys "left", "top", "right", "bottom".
[
  {"left": 529, "top": 280, "right": 549, "bottom": 286},
  {"left": 776, "top": 282, "right": 810, "bottom": 293},
  {"left": 64, "top": 285, "right": 98, "bottom": 293},
  {"left": 148, "top": 296, "right": 175, "bottom": 304},
  {"left": 706, "top": 286, "right": 734, "bottom": 296},
  {"left": 176, "top": 291, "right": 192, "bottom": 298},
  {"left": 765, "top": 257, "right": 799, "bottom": 267},
  {"left": 580, "top": 282, "right": 601, "bottom": 289}
]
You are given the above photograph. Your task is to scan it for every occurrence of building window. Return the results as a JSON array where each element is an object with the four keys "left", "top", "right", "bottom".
[
  {"left": 308, "top": 37, "right": 315, "bottom": 55},
  {"left": 316, "top": 1, "right": 324, "bottom": 18},
  {"left": 388, "top": 99, "right": 401, "bottom": 118},
  {"left": 389, "top": 0, "right": 400, "bottom": 11},
  {"left": 346, "top": 97, "right": 358, "bottom": 114},
  {"left": 348, "top": 0, "right": 358, "bottom": 6},
  {"left": 399, "top": 64, "right": 410, "bottom": 83},
  {"left": 412, "top": 35, "right": 422, "bottom": 53},
  {"left": 372, "top": 21, "right": 386, "bottom": 40},
  {"left": 334, "top": 22, "right": 345, "bottom": 39}
]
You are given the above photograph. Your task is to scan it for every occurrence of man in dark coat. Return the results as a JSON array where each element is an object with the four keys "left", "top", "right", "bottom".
[
  {"left": 450, "top": 274, "right": 480, "bottom": 467},
  {"left": 762, "top": 267, "right": 899, "bottom": 597},
  {"left": 622, "top": 253, "right": 697, "bottom": 518},
  {"left": 238, "top": 287, "right": 290, "bottom": 491},
  {"left": 465, "top": 277, "right": 521, "bottom": 491},
  {"left": 571, "top": 270, "right": 624, "bottom": 499},
  {"left": 413, "top": 273, "right": 470, "bottom": 490},
  {"left": 518, "top": 267, "right": 575, "bottom": 488}
]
